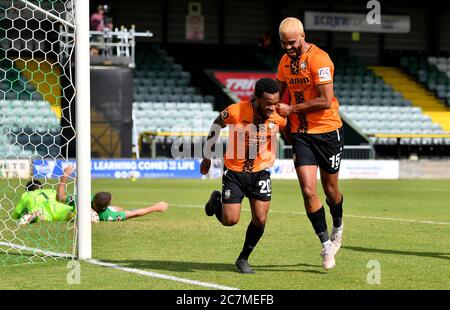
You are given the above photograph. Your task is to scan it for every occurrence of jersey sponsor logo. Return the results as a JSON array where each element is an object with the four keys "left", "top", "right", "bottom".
[
  {"left": 288, "top": 77, "right": 311, "bottom": 85},
  {"left": 318, "top": 67, "right": 331, "bottom": 82}
]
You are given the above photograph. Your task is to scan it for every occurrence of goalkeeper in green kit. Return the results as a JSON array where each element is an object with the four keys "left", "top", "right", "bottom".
[
  {"left": 12, "top": 165, "right": 77, "bottom": 225},
  {"left": 13, "top": 165, "right": 168, "bottom": 224}
]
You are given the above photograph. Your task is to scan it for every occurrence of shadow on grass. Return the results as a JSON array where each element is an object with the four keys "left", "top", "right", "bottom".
[
  {"left": 253, "top": 263, "right": 325, "bottom": 274},
  {"left": 342, "top": 246, "right": 450, "bottom": 261},
  {"left": 104, "top": 260, "right": 326, "bottom": 274}
]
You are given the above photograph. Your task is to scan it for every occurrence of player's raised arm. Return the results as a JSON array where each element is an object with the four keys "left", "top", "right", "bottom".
[
  {"left": 56, "top": 165, "right": 75, "bottom": 203},
  {"left": 201, "top": 114, "right": 226, "bottom": 175}
]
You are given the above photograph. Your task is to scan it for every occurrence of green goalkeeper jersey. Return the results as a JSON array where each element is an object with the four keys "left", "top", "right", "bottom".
[
  {"left": 65, "top": 195, "right": 126, "bottom": 221},
  {"left": 13, "top": 189, "right": 75, "bottom": 222},
  {"left": 97, "top": 206, "right": 126, "bottom": 221}
]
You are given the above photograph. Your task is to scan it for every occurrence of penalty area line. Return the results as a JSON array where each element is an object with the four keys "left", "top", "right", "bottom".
[
  {"left": 86, "top": 259, "right": 240, "bottom": 290},
  {"left": 0, "top": 242, "right": 239, "bottom": 290}
]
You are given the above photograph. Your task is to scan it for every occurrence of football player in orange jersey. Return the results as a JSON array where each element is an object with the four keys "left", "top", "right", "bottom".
[
  {"left": 200, "top": 78, "right": 286, "bottom": 274},
  {"left": 276, "top": 17, "right": 344, "bottom": 270}
]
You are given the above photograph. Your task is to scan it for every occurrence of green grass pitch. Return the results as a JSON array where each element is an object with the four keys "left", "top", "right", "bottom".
[{"left": 1, "top": 178, "right": 449, "bottom": 290}]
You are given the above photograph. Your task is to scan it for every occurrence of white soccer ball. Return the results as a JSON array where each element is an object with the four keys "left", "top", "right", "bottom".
[{"left": 91, "top": 209, "right": 100, "bottom": 223}]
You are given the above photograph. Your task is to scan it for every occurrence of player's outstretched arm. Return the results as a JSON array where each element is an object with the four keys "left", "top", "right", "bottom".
[
  {"left": 124, "top": 201, "right": 169, "bottom": 220},
  {"left": 56, "top": 165, "right": 75, "bottom": 203},
  {"left": 201, "top": 115, "right": 226, "bottom": 175}
]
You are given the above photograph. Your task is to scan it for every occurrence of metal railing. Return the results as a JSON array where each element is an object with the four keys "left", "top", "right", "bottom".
[{"left": 59, "top": 25, "right": 153, "bottom": 68}]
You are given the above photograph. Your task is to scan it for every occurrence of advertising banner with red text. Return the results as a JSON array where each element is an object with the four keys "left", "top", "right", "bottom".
[{"left": 213, "top": 71, "right": 276, "bottom": 100}]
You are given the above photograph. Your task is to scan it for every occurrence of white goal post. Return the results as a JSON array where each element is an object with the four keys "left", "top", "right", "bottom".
[{"left": 74, "top": 0, "right": 91, "bottom": 260}]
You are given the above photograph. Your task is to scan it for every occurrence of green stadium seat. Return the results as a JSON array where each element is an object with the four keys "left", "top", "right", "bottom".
[
  {"left": 172, "top": 87, "right": 183, "bottom": 94},
  {"left": 133, "top": 93, "right": 146, "bottom": 101},
  {"left": 183, "top": 87, "right": 195, "bottom": 95},
  {"left": 147, "top": 86, "right": 158, "bottom": 94},
  {"left": 172, "top": 64, "right": 183, "bottom": 72},
  {"left": 165, "top": 79, "right": 176, "bottom": 87},
  {"left": 153, "top": 79, "right": 164, "bottom": 86},
  {"left": 192, "top": 95, "right": 203, "bottom": 102},
  {"left": 167, "top": 94, "right": 179, "bottom": 102},
  {"left": 135, "top": 71, "right": 146, "bottom": 79},
  {"left": 203, "top": 95, "right": 214, "bottom": 103},
  {"left": 146, "top": 72, "right": 156, "bottom": 79},
  {"left": 141, "top": 79, "right": 152, "bottom": 86},
  {"left": 180, "top": 94, "right": 192, "bottom": 102},
  {"left": 156, "top": 94, "right": 169, "bottom": 102},
  {"left": 175, "top": 78, "right": 189, "bottom": 87}
]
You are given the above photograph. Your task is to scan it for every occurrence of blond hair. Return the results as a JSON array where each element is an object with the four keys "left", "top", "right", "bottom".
[{"left": 279, "top": 17, "right": 304, "bottom": 36}]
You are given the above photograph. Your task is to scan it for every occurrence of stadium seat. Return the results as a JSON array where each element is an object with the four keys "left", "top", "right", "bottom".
[{"left": 183, "top": 87, "right": 196, "bottom": 95}]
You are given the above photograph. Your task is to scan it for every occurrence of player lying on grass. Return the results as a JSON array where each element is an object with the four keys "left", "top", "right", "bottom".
[
  {"left": 13, "top": 165, "right": 168, "bottom": 224},
  {"left": 200, "top": 78, "right": 286, "bottom": 274}
]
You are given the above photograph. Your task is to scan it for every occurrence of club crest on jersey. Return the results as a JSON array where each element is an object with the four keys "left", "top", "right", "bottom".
[{"left": 300, "top": 61, "right": 307, "bottom": 71}]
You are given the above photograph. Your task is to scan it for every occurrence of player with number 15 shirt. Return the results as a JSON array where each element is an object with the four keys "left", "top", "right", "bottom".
[{"left": 276, "top": 17, "right": 345, "bottom": 271}]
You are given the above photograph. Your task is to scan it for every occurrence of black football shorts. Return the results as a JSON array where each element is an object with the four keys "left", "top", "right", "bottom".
[
  {"left": 291, "top": 127, "right": 344, "bottom": 174},
  {"left": 221, "top": 168, "right": 272, "bottom": 204}
]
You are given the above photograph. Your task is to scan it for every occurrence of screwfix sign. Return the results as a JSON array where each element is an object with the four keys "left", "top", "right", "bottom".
[{"left": 213, "top": 71, "right": 276, "bottom": 100}]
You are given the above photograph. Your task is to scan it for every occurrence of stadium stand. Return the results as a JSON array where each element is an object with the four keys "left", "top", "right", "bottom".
[
  {"left": 400, "top": 55, "right": 450, "bottom": 107},
  {"left": 330, "top": 52, "right": 447, "bottom": 139},
  {"left": 132, "top": 44, "right": 219, "bottom": 148},
  {"left": 0, "top": 62, "right": 60, "bottom": 158}
]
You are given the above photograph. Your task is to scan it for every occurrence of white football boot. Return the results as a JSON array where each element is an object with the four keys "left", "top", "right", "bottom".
[
  {"left": 321, "top": 242, "right": 338, "bottom": 270},
  {"left": 330, "top": 223, "right": 343, "bottom": 253}
]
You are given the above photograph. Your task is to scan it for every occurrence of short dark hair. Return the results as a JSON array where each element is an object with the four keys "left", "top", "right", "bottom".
[
  {"left": 92, "top": 192, "right": 112, "bottom": 213},
  {"left": 254, "top": 78, "right": 279, "bottom": 98},
  {"left": 26, "top": 180, "right": 42, "bottom": 191}
]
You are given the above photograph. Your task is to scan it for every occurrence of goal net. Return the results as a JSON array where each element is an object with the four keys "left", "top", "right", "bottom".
[{"left": 0, "top": 0, "right": 78, "bottom": 265}]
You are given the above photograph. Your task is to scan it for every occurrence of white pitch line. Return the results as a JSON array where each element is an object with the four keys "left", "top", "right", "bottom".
[
  {"left": 343, "top": 214, "right": 450, "bottom": 226},
  {"left": 129, "top": 201, "right": 450, "bottom": 226},
  {"left": 0, "top": 242, "right": 239, "bottom": 290},
  {"left": 87, "top": 259, "right": 239, "bottom": 290}
]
